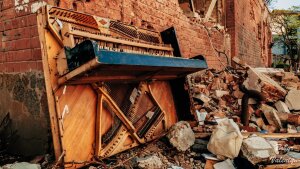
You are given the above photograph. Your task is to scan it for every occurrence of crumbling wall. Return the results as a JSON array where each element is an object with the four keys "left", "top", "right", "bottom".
[
  {"left": 0, "top": 72, "right": 49, "bottom": 156},
  {"left": 226, "top": 0, "right": 272, "bottom": 67},
  {"left": 0, "top": 0, "right": 50, "bottom": 156}
]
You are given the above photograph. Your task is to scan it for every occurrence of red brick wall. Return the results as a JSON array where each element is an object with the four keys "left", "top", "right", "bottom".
[
  {"left": 0, "top": 0, "right": 50, "bottom": 157},
  {"left": 0, "top": 0, "right": 272, "bottom": 72},
  {"left": 0, "top": 0, "right": 44, "bottom": 72},
  {"left": 226, "top": 0, "right": 272, "bottom": 67}
]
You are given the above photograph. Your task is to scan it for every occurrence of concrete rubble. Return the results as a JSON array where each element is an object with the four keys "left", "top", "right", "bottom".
[
  {"left": 213, "top": 159, "right": 235, "bottom": 169},
  {"left": 166, "top": 121, "right": 195, "bottom": 152},
  {"left": 1, "top": 162, "right": 41, "bottom": 169},
  {"left": 243, "top": 67, "right": 287, "bottom": 102},
  {"left": 275, "top": 101, "right": 290, "bottom": 113},
  {"left": 285, "top": 90, "right": 300, "bottom": 111},
  {"left": 136, "top": 155, "right": 163, "bottom": 169},
  {"left": 184, "top": 65, "right": 300, "bottom": 168},
  {"left": 241, "top": 135, "right": 276, "bottom": 165}
]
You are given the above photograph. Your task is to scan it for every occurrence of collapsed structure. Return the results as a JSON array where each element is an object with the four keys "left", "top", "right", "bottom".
[
  {"left": 183, "top": 56, "right": 300, "bottom": 168},
  {"left": 0, "top": 0, "right": 273, "bottom": 168}
]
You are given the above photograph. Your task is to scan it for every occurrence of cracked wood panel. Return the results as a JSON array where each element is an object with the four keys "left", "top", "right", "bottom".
[
  {"left": 55, "top": 85, "right": 96, "bottom": 168},
  {"left": 42, "top": 7, "right": 94, "bottom": 164}
]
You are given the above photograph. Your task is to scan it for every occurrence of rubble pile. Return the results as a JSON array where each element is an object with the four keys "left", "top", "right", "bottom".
[
  {"left": 187, "top": 67, "right": 300, "bottom": 134},
  {"left": 185, "top": 66, "right": 300, "bottom": 168}
]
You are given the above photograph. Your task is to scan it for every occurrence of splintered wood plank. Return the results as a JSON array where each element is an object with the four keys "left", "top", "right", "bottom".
[
  {"left": 45, "top": 30, "right": 61, "bottom": 89},
  {"left": 95, "top": 93, "right": 103, "bottom": 155},
  {"left": 38, "top": 11, "right": 62, "bottom": 160},
  {"left": 55, "top": 85, "right": 97, "bottom": 168}
]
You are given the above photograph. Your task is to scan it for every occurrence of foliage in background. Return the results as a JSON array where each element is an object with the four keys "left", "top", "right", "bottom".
[{"left": 271, "top": 6, "right": 300, "bottom": 70}]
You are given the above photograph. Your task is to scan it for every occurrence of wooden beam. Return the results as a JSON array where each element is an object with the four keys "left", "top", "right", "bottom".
[
  {"left": 37, "top": 9, "right": 63, "bottom": 160},
  {"left": 95, "top": 92, "right": 103, "bottom": 156},
  {"left": 189, "top": 0, "right": 195, "bottom": 13},
  {"left": 97, "top": 87, "right": 145, "bottom": 144},
  {"left": 242, "top": 132, "right": 300, "bottom": 138},
  {"left": 204, "top": 0, "right": 218, "bottom": 22},
  {"left": 263, "top": 163, "right": 300, "bottom": 169},
  {"left": 56, "top": 49, "right": 68, "bottom": 76},
  {"left": 195, "top": 132, "right": 300, "bottom": 139},
  {"left": 61, "top": 75, "right": 179, "bottom": 85},
  {"left": 58, "top": 59, "right": 99, "bottom": 85}
]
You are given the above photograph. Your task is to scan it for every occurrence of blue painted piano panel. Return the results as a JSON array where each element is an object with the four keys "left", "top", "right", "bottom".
[
  {"left": 63, "top": 40, "right": 208, "bottom": 83},
  {"left": 95, "top": 49, "right": 208, "bottom": 69}
]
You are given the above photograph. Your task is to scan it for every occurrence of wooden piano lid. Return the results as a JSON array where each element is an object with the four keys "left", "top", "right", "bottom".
[{"left": 58, "top": 41, "right": 207, "bottom": 85}]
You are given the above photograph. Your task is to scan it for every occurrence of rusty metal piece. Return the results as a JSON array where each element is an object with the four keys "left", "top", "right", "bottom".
[{"left": 240, "top": 85, "right": 265, "bottom": 126}]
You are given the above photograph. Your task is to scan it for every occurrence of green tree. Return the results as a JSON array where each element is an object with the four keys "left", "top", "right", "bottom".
[{"left": 271, "top": 6, "right": 300, "bottom": 70}]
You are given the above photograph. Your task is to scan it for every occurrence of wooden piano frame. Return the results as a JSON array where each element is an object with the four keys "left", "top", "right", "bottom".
[{"left": 37, "top": 6, "right": 207, "bottom": 168}]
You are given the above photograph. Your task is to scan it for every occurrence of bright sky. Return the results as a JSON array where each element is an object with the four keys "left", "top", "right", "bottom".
[{"left": 272, "top": 0, "right": 300, "bottom": 9}]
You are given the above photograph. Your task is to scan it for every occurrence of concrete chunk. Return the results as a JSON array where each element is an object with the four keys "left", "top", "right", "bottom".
[
  {"left": 243, "top": 67, "right": 286, "bottom": 102},
  {"left": 136, "top": 155, "right": 163, "bottom": 169},
  {"left": 213, "top": 159, "right": 235, "bottom": 169},
  {"left": 2, "top": 162, "right": 41, "bottom": 169},
  {"left": 287, "top": 124, "right": 297, "bottom": 133},
  {"left": 167, "top": 121, "right": 195, "bottom": 152},
  {"left": 241, "top": 136, "right": 276, "bottom": 165},
  {"left": 193, "top": 93, "right": 211, "bottom": 103},
  {"left": 214, "top": 90, "right": 229, "bottom": 98},
  {"left": 260, "top": 104, "right": 282, "bottom": 130},
  {"left": 275, "top": 101, "right": 290, "bottom": 113},
  {"left": 285, "top": 90, "right": 300, "bottom": 111}
]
